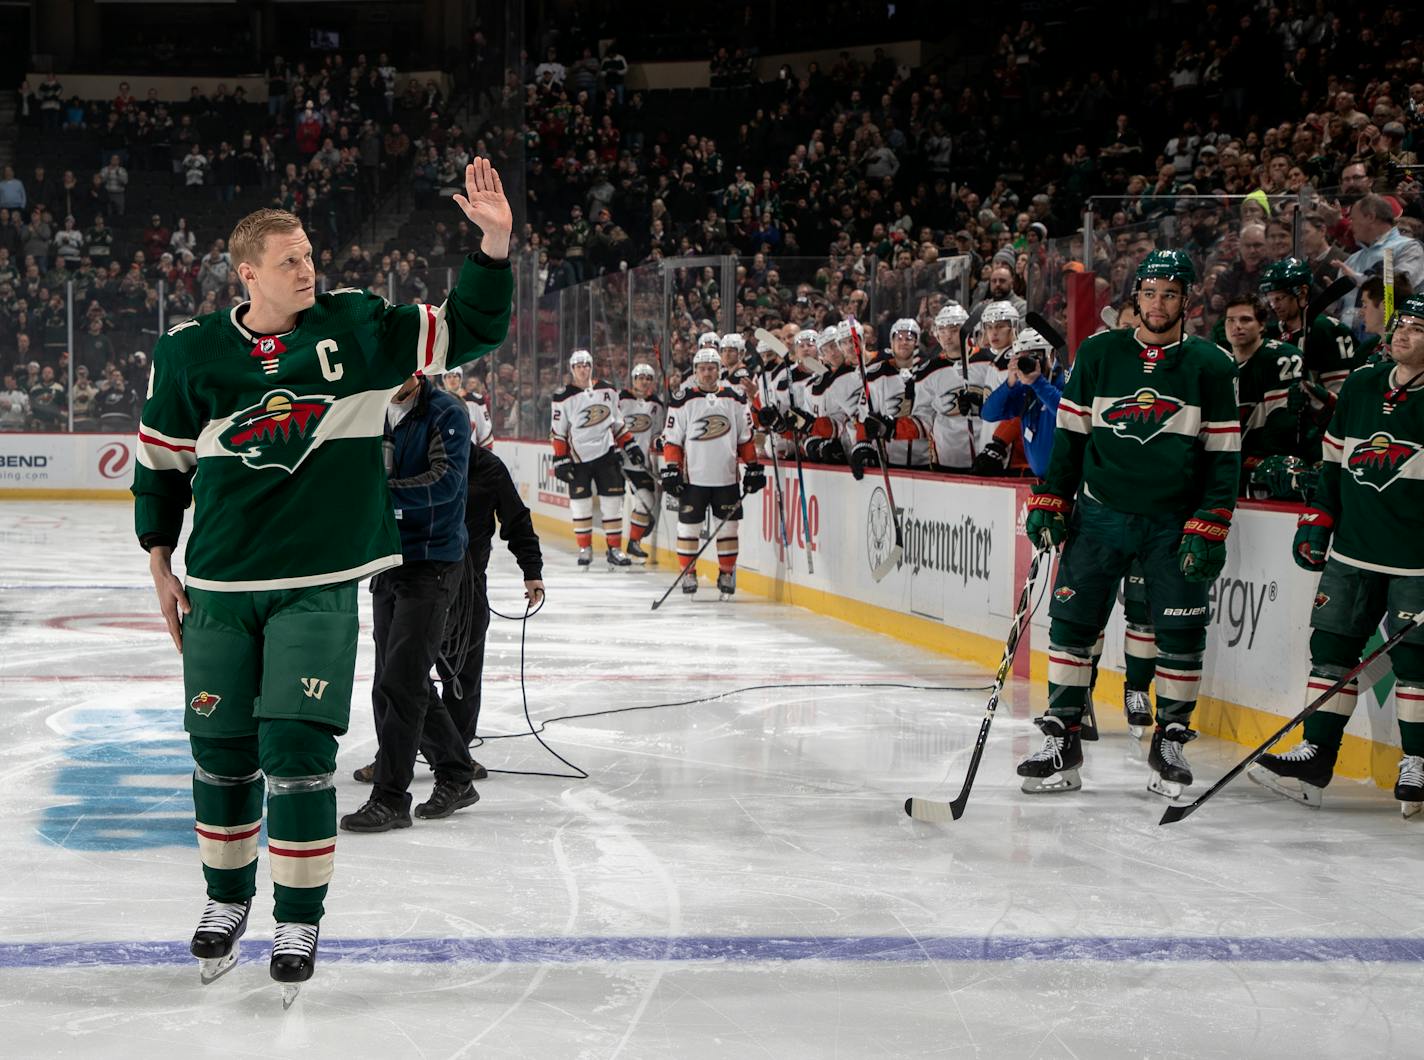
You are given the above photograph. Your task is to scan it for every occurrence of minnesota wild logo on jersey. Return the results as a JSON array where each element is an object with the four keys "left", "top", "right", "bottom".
[
  {"left": 219, "top": 389, "right": 335, "bottom": 472},
  {"left": 1346, "top": 432, "right": 1422, "bottom": 492},
  {"left": 1101, "top": 389, "right": 1186, "bottom": 444},
  {"left": 189, "top": 690, "right": 222, "bottom": 717}
]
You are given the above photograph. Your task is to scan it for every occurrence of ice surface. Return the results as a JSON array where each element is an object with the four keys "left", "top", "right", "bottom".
[{"left": 1, "top": 501, "right": 1422, "bottom": 1059}]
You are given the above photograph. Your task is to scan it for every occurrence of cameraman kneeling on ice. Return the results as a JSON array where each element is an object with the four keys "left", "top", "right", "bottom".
[{"left": 977, "top": 328, "right": 1064, "bottom": 478}]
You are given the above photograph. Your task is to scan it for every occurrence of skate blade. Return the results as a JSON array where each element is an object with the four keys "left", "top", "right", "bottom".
[
  {"left": 1402, "top": 801, "right": 1423, "bottom": 820},
  {"left": 1147, "top": 773, "right": 1187, "bottom": 801},
  {"left": 1020, "top": 768, "right": 1081, "bottom": 794},
  {"left": 280, "top": 983, "right": 301, "bottom": 1010},
  {"left": 1246, "top": 766, "right": 1324, "bottom": 809},
  {"left": 198, "top": 943, "right": 239, "bottom": 985},
  {"left": 1127, "top": 724, "right": 1147, "bottom": 740}
]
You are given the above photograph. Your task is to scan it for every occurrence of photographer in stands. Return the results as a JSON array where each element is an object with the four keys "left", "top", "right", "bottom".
[{"left": 978, "top": 327, "right": 1063, "bottom": 478}]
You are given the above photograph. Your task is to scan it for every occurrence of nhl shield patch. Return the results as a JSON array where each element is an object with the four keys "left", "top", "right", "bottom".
[{"left": 190, "top": 690, "right": 222, "bottom": 717}]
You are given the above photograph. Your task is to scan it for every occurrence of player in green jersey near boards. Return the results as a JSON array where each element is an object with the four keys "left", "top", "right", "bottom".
[
  {"left": 1259, "top": 256, "right": 1357, "bottom": 394},
  {"left": 1222, "top": 295, "right": 1304, "bottom": 476},
  {"left": 1251, "top": 293, "right": 1424, "bottom": 816},
  {"left": 131, "top": 158, "right": 514, "bottom": 1004},
  {"left": 1021, "top": 249, "right": 1241, "bottom": 799}
]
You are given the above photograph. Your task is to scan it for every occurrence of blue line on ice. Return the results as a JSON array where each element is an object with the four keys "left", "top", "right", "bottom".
[{"left": 3, "top": 935, "right": 1424, "bottom": 968}]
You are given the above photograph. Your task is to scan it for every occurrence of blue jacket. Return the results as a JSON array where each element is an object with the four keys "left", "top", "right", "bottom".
[
  {"left": 384, "top": 377, "right": 471, "bottom": 562},
  {"left": 981, "top": 366, "right": 1065, "bottom": 479}
]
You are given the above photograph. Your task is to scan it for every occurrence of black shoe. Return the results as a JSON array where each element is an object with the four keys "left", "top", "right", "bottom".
[
  {"left": 352, "top": 762, "right": 375, "bottom": 784},
  {"left": 339, "top": 796, "right": 412, "bottom": 832},
  {"left": 414, "top": 780, "right": 480, "bottom": 819},
  {"left": 470, "top": 759, "right": 489, "bottom": 781},
  {"left": 627, "top": 540, "right": 649, "bottom": 560}
]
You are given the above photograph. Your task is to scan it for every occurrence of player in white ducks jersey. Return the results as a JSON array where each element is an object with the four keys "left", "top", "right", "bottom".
[
  {"left": 661, "top": 348, "right": 766, "bottom": 596},
  {"left": 851, "top": 317, "right": 926, "bottom": 478},
  {"left": 550, "top": 349, "right": 647, "bottom": 567},
  {"left": 804, "top": 322, "right": 863, "bottom": 463},
  {"left": 445, "top": 371, "right": 495, "bottom": 450},
  {"left": 914, "top": 302, "right": 979, "bottom": 471},
  {"left": 618, "top": 362, "right": 664, "bottom": 561},
  {"left": 967, "top": 300, "right": 1018, "bottom": 448}
]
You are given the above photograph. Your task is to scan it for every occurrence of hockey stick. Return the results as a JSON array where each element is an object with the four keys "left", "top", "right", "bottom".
[
  {"left": 650, "top": 488, "right": 749, "bottom": 610},
  {"left": 756, "top": 371, "right": 792, "bottom": 561},
  {"left": 847, "top": 315, "right": 903, "bottom": 581},
  {"left": 1024, "top": 311, "right": 1067, "bottom": 352},
  {"left": 1159, "top": 611, "right": 1423, "bottom": 825},
  {"left": 1308, "top": 275, "right": 1356, "bottom": 323},
  {"left": 905, "top": 545, "right": 1051, "bottom": 823},
  {"left": 790, "top": 426, "right": 815, "bottom": 573},
  {"left": 754, "top": 327, "right": 788, "bottom": 357},
  {"left": 1384, "top": 247, "right": 1396, "bottom": 332}
]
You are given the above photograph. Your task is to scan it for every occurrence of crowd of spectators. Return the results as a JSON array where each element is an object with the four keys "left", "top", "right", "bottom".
[{"left": 0, "top": 51, "right": 471, "bottom": 430}]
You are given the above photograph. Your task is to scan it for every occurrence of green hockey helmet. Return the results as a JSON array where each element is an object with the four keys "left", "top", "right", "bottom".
[
  {"left": 1134, "top": 249, "right": 1197, "bottom": 289},
  {"left": 1258, "top": 257, "right": 1313, "bottom": 295}
]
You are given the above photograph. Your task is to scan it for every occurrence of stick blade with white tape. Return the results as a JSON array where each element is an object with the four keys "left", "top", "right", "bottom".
[
  {"left": 904, "top": 796, "right": 957, "bottom": 823},
  {"left": 753, "top": 327, "right": 788, "bottom": 357},
  {"left": 871, "top": 543, "right": 902, "bottom": 582}
]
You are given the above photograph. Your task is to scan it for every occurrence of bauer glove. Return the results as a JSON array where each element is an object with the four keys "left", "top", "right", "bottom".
[
  {"left": 862, "top": 412, "right": 895, "bottom": 441},
  {"left": 1292, "top": 507, "right": 1333, "bottom": 571},
  {"left": 552, "top": 454, "right": 577, "bottom": 484},
  {"left": 849, "top": 441, "right": 880, "bottom": 481},
  {"left": 1178, "top": 508, "right": 1232, "bottom": 583},
  {"left": 1024, "top": 488, "right": 1070, "bottom": 549},
  {"left": 620, "top": 442, "right": 646, "bottom": 470}
]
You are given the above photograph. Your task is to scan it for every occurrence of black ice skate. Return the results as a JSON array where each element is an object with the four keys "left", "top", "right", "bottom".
[
  {"left": 717, "top": 569, "right": 736, "bottom": 598},
  {"left": 270, "top": 921, "right": 319, "bottom": 1009},
  {"left": 1123, "top": 688, "right": 1153, "bottom": 739},
  {"left": 681, "top": 568, "right": 698, "bottom": 595},
  {"left": 1247, "top": 740, "right": 1335, "bottom": 809},
  {"left": 191, "top": 898, "right": 251, "bottom": 984},
  {"left": 1147, "top": 723, "right": 1197, "bottom": 800},
  {"left": 1396, "top": 755, "right": 1424, "bottom": 819},
  {"left": 1017, "top": 715, "right": 1083, "bottom": 794},
  {"left": 606, "top": 547, "right": 632, "bottom": 567},
  {"left": 577, "top": 546, "right": 593, "bottom": 568},
  {"left": 627, "top": 540, "right": 649, "bottom": 562}
]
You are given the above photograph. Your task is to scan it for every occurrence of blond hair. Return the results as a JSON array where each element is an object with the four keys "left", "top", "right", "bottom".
[{"left": 229, "top": 209, "right": 303, "bottom": 268}]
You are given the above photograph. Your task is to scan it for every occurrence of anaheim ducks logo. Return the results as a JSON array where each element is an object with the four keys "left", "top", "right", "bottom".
[
  {"left": 625, "top": 412, "right": 653, "bottom": 434},
  {"left": 578, "top": 404, "right": 612, "bottom": 429},
  {"left": 190, "top": 690, "right": 221, "bottom": 717},
  {"left": 693, "top": 414, "right": 733, "bottom": 440},
  {"left": 1346, "top": 432, "right": 1422, "bottom": 492},
  {"left": 219, "top": 388, "right": 334, "bottom": 472},
  {"left": 1102, "top": 388, "right": 1185, "bottom": 444}
]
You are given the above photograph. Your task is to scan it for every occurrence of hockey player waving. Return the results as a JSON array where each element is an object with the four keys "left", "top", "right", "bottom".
[
  {"left": 1251, "top": 294, "right": 1424, "bottom": 815},
  {"left": 550, "top": 349, "right": 646, "bottom": 568},
  {"left": 661, "top": 347, "right": 765, "bottom": 597},
  {"left": 1021, "top": 250, "right": 1242, "bottom": 798}
]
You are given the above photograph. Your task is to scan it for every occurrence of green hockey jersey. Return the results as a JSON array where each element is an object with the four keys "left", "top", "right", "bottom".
[
  {"left": 1236, "top": 337, "right": 1303, "bottom": 462},
  {"left": 1270, "top": 314, "right": 1355, "bottom": 392},
  {"left": 1048, "top": 328, "right": 1240, "bottom": 517},
  {"left": 132, "top": 255, "right": 512, "bottom": 591},
  {"left": 1317, "top": 361, "right": 1424, "bottom": 575}
]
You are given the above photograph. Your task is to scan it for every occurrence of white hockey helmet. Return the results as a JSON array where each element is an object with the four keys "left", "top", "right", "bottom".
[
  {"left": 980, "top": 301, "right": 1021, "bottom": 327},
  {"left": 1011, "top": 328, "right": 1053, "bottom": 357},
  {"left": 755, "top": 337, "right": 773, "bottom": 354},
  {"left": 834, "top": 320, "right": 853, "bottom": 344},
  {"left": 816, "top": 327, "right": 837, "bottom": 348},
  {"left": 890, "top": 317, "right": 921, "bottom": 339},
  {"left": 719, "top": 332, "right": 746, "bottom": 351},
  {"left": 568, "top": 349, "right": 593, "bottom": 368},
  {"left": 631, "top": 362, "right": 656, "bottom": 379},
  {"left": 697, "top": 330, "right": 720, "bottom": 349},
  {"left": 934, "top": 302, "right": 969, "bottom": 329},
  {"left": 793, "top": 327, "right": 818, "bottom": 348},
  {"left": 692, "top": 348, "right": 722, "bottom": 367}
]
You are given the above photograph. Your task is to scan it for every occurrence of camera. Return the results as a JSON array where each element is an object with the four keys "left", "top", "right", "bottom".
[{"left": 1017, "top": 353, "right": 1043, "bottom": 375}]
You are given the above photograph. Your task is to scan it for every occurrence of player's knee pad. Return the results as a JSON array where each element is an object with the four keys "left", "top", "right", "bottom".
[
  {"left": 190, "top": 735, "right": 259, "bottom": 784},
  {"left": 715, "top": 520, "right": 739, "bottom": 543},
  {"left": 1309, "top": 628, "right": 1368, "bottom": 671},
  {"left": 569, "top": 496, "right": 593, "bottom": 521},
  {"left": 1389, "top": 645, "right": 1424, "bottom": 724},
  {"left": 1047, "top": 618, "right": 1097, "bottom": 689},
  {"left": 1155, "top": 627, "right": 1205, "bottom": 656},
  {"left": 600, "top": 493, "right": 623, "bottom": 517},
  {"left": 1124, "top": 622, "right": 1158, "bottom": 661},
  {"left": 258, "top": 719, "right": 338, "bottom": 781}
]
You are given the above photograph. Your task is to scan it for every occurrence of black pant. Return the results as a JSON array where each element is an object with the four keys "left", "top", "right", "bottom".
[
  {"left": 370, "top": 560, "right": 475, "bottom": 807},
  {"left": 432, "top": 567, "right": 490, "bottom": 746}
]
